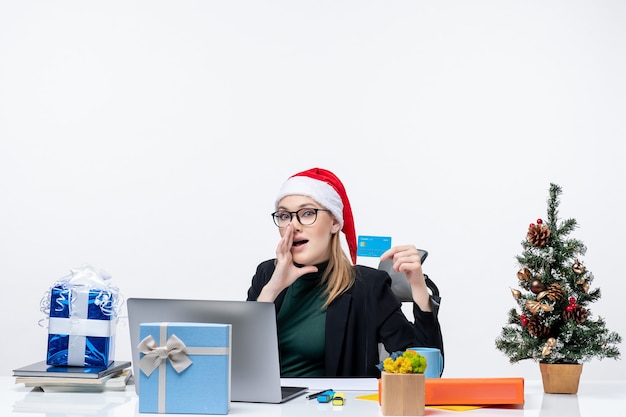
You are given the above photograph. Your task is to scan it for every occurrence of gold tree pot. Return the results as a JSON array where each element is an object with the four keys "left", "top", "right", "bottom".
[{"left": 539, "top": 362, "right": 583, "bottom": 394}]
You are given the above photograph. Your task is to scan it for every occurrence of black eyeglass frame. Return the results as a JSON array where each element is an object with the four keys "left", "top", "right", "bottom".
[{"left": 271, "top": 208, "right": 331, "bottom": 228}]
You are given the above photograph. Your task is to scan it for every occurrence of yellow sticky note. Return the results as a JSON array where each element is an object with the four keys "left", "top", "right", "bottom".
[{"left": 355, "top": 394, "right": 379, "bottom": 401}]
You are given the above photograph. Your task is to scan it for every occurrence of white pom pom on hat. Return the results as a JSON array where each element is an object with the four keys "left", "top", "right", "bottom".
[{"left": 275, "top": 167, "right": 357, "bottom": 264}]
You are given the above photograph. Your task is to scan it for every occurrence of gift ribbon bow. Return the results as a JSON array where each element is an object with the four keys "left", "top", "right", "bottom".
[{"left": 138, "top": 334, "right": 192, "bottom": 376}]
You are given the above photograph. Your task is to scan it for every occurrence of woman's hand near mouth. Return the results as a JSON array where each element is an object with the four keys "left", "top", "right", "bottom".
[{"left": 257, "top": 223, "right": 318, "bottom": 302}]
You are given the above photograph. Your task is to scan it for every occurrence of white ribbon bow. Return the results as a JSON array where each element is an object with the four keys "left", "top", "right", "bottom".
[{"left": 138, "top": 334, "right": 192, "bottom": 376}]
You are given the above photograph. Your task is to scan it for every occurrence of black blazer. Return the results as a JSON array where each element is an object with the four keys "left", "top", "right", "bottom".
[{"left": 247, "top": 260, "right": 444, "bottom": 377}]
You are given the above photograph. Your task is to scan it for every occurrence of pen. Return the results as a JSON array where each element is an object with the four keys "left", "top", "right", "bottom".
[{"left": 306, "top": 389, "right": 333, "bottom": 400}]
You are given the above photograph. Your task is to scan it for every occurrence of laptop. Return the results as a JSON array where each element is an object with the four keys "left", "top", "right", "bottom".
[{"left": 127, "top": 298, "right": 308, "bottom": 403}]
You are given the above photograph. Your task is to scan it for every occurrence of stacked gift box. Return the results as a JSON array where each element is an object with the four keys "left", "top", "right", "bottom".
[
  {"left": 44, "top": 264, "right": 120, "bottom": 368},
  {"left": 13, "top": 265, "right": 128, "bottom": 393},
  {"left": 15, "top": 264, "right": 233, "bottom": 414}
]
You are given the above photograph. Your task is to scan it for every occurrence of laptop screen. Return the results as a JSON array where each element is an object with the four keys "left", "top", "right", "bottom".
[{"left": 127, "top": 298, "right": 307, "bottom": 403}]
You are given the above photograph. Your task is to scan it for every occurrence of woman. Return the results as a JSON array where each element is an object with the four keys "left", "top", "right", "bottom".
[{"left": 247, "top": 167, "right": 443, "bottom": 377}]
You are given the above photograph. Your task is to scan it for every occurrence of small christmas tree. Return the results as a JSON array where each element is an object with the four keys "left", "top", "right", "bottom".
[{"left": 495, "top": 183, "right": 621, "bottom": 364}]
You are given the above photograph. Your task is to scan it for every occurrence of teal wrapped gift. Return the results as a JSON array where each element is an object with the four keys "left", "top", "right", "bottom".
[
  {"left": 138, "top": 322, "right": 231, "bottom": 415},
  {"left": 44, "top": 265, "right": 120, "bottom": 367}
]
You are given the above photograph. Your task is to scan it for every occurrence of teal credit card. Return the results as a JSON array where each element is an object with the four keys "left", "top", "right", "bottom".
[{"left": 357, "top": 236, "right": 392, "bottom": 257}]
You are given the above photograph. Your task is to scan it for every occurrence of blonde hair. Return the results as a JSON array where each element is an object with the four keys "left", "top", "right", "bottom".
[{"left": 321, "top": 232, "right": 356, "bottom": 307}]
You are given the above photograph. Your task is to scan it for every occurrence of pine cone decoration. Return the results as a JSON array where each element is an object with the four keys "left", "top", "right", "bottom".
[
  {"left": 536, "top": 283, "right": 562, "bottom": 302},
  {"left": 563, "top": 306, "right": 589, "bottom": 324},
  {"left": 527, "top": 316, "right": 550, "bottom": 337},
  {"left": 544, "top": 283, "right": 564, "bottom": 302},
  {"left": 527, "top": 223, "right": 551, "bottom": 247}
]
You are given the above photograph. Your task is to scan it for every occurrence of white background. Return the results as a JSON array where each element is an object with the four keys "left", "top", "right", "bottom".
[{"left": 1, "top": 1, "right": 624, "bottom": 381}]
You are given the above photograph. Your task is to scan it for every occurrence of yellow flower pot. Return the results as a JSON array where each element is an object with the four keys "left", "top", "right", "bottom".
[{"left": 380, "top": 371, "right": 425, "bottom": 416}]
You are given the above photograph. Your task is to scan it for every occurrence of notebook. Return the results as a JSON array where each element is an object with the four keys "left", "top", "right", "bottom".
[
  {"left": 127, "top": 298, "right": 308, "bottom": 403},
  {"left": 13, "top": 360, "right": 131, "bottom": 379}
]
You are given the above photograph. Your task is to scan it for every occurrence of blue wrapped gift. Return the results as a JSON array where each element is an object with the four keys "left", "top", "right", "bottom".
[
  {"left": 138, "top": 322, "right": 231, "bottom": 415},
  {"left": 44, "top": 265, "right": 120, "bottom": 367}
]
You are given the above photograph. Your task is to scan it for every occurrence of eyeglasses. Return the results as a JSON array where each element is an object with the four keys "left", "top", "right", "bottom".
[{"left": 271, "top": 208, "right": 330, "bottom": 228}]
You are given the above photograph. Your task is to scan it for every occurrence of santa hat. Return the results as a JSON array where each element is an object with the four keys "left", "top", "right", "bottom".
[{"left": 276, "top": 168, "right": 357, "bottom": 264}]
